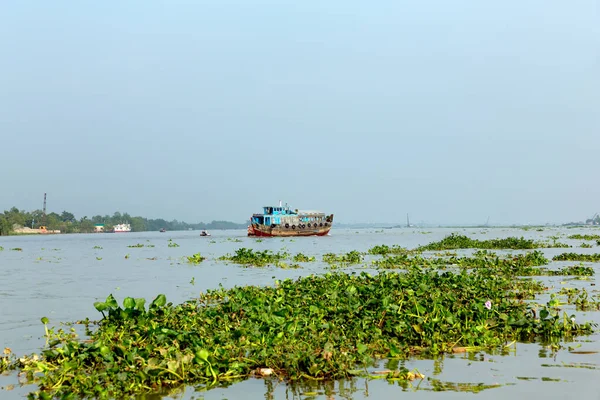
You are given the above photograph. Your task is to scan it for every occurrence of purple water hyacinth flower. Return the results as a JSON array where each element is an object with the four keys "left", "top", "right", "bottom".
[{"left": 484, "top": 301, "right": 492, "bottom": 310}]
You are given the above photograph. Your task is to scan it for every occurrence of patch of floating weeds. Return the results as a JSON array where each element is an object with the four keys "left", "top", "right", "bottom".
[
  {"left": 219, "top": 248, "right": 289, "bottom": 267},
  {"left": 6, "top": 267, "right": 597, "bottom": 399},
  {"left": 226, "top": 238, "right": 243, "bottom": 243},
  {"left": 0, "top": 246, "right": 3, "bottom": 251},
  {"left": 323, "top": 251, "right": 364, "bottom": 264},
  {"left": 552, "top": 253, "right": 600, "bottom": 262},
  {"left": 168, "top": 239, "right": 180, "bottom": 248},
  {"left": 418, "top": 234, "right": 569, "bottom": 251},
  {"left": 127, "top": 243, "right": 145, "bottom": 248},
  {"left": 275, "top": 261, "right": 302, "bottom": 269},
  {"left": 96, "top": 257, "right": 102, "bottom": 261},
  {"left": 557, "top": 288, "right": 600, "bottom": 311},
  {"left": 147, "top": 244, "right": 155, "bottom": 248},
  {"left": 186, "top": 253, "right": 206, "bottom": 264},
  {"left": 93, "top": 246, "right": 102, "bottom": 249},
  {"left": 580, "top": 243, "right": 593, "bottom": 248},
  {"left": 568, "top": 234, "right": 600, "bottom": 240},
  {"left": 426, "top": 379, "right": 503, "bottom": 393},
  {"left": 10, "top": 248, "right": 22, "bottom": 251},
  {"left": 124, "top": 254, "right": 130, "bottom": 259},
  {"left": 368, "top": 245, "right": 410, "bottom": 256},
  {"left": 373, "top": 251, "right": 557, "bottom": 276},
  {"left": 293, "top": 253, "right": 316, "bottom": 262}
]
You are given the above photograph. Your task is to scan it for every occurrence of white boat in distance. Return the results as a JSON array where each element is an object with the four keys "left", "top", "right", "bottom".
[{"left": 113, "top": 223, "right": 131, "bottom": 233}]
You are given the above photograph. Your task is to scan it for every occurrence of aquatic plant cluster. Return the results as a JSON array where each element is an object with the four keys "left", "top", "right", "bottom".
[
  {"left": 4, "top": 265, "right": 596, "bottom": 399},
  {"left": 417, "top": 234, "right": 570, "bottom": 251},
  {"left": 1, "top": 233, "right": 598, "bottom": 399}
]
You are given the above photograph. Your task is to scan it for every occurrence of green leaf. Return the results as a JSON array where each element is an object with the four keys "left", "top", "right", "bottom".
[
  {"left": 196, "top": 349, "right": 210, "bottom": 362},
  {"left": 40, "top": 316, "right": 49, "bottom": 325},
  {"left": 134, "top": 298, "right": 146, "bottom": 311},
  {"left": 357, "top": 343, "right": 368, "bottom": 354},
  {"left": 105, "top": 294, "right": 118, "bottom": 309},
  {"left": 540, "top": 309, "right": 549, "bottom": 319},
  {"left": 94, "top": 302, "right": 108, "bottom": 312},
  {"left": 150, "top": 294, "right": 167, "bottom": 308},
  {"left": 123, "top": 297, "right": 135, "bottom": 310}
]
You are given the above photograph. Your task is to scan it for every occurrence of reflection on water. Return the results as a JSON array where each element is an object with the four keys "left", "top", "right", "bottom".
[{"left": 1, "top": 227, "right": 599, "bottom": 399}]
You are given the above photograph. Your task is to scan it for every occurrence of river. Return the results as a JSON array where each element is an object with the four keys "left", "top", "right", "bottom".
[{"left": 1, "top": 227, "right": 599, "bottom": 399}]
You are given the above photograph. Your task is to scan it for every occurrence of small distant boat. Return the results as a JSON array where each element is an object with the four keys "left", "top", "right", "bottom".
[
  {"left": 112, "top": 223, "right": 132, "bottom": 233},
  {"left": 160, "top": 228, "right": 166, "bottom": 233},
  {"left": 200, "top": 230, "right": 211, "bottom": 237},
  {"left": 247, "top": 201, "right": 333, "bottom": 237}
]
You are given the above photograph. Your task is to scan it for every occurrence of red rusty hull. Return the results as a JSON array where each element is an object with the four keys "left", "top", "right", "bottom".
[{"left": 247, "top": 224, "right": 331, "bottom": 237}]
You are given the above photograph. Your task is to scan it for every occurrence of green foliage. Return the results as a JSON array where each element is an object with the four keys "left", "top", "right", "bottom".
[
  {"left": 0, "top": 207, "right": 246, "bottom": 235},
  {"left": 323, "top": 251, "right": 364, "bottom": 264},
  {"left": 9, "top": 269, "right": 596, "bottom": 399},
  {"left": 168, "top": 239, "right": 180, "bottom": 248},
  {"left": 552, "top": 253, "right": 600, "bottom": 262},
  {"left": 127, "top": 243, "right": 145, "bottom": 248},
  {"left": 418, "top": 234, "right": 569, "bottom": 251},
  {"left": 219, "top": 248, "right": 289, "bottom": 267},
  {"left": 292, "top": 253, "right": 315, "bottom": 262},
  {"left": 186, "top": 253, "right": 206, "bottom": 264},
  {"left": 568, "top": 234, "right": 600, "bottom": 240},
  {"left": 368, "top": 245, "right": 409, "bottom": 256}
]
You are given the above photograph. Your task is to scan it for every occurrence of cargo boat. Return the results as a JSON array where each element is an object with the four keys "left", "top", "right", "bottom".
[{"left": 247, "top": 202, "right": 333, "bottom": 237}]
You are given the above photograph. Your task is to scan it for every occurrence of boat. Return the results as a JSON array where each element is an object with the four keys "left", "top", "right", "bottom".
[
  {"left": 200, "top": 230, "right": 211, "bottom": 237},
  {"left": 112, "top": 223, "right": 131, "bottom": 233},
  {"left": 247, "top": 201, "right": 333, "bottom": 237},
  {"left": 159, "top": 228, "right": 166, "bottom": 233}
]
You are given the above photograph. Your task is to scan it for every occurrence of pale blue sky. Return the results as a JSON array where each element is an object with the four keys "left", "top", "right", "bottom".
[{"left": 1, "top": 1, "right": 598, "bottom": 225}]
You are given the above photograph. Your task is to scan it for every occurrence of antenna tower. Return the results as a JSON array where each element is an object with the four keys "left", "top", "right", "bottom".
[{"left": 42, "top": 193, "right": 47, "bottom": 226}]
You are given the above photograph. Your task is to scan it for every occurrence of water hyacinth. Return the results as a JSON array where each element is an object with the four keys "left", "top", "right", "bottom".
[{"left": 6, "top": 267, "right": 596, "bottom": 399}]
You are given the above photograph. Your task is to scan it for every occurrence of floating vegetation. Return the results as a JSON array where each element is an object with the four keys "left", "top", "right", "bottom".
[
  {"left": 127, "top": 243, "right": 145, "bottom": 248},
  {"left": 552, "top": 253, "right": 600, "bottom": 262},
  {"left": 124, "top": 254, "right": 130, "bottom": 259},
  {"left": 568, "top": 234, "right": 600, "bottom": 241},
  {"left": 10, "top": 247, "right": 23, "bottom": 251},
  {"left": 147, "top": 244, "right": 155, "bottom": 248},
  {"left": 219, "top": 248, "right": 289, "bottom": 267},
  {"left": 5, "top": 266, "right": 596, "bottom": 399},
  {"left": 418, "top": 234, "right": 569, "bottom": 251},
  {"left": 226, "top": 238, "right": 243, "bottom": 243},
  {"left": 96, "top": 257, "right": 102, "bottom": 261},
  {"left": 580, "top": 243, "right": 593, "bottom": 248},
  {"left": 186, "top": 253, "right": 206, "bottom": 264},
  {"left": 168, "top": 239, "right": 180, "bottom": 248},
  {"left": 323, "top": 251, "right": 364, "bottom": 264},
  {"left": 374, "top": 251, "right": 551, "bottom": 276},
  {"left": 93, "top": 246, "right": 103, "bottom": 249},
  {"left": 557, "top": 288, "right": 600, "bottom": 311},
  {"left": 0, "top": 246, "right": 3, "bottom": 251},
  {"left": 275, "top": 261, "right": 302, "bottom": 269},
  {"left": 368, "top": 245, "right": 409, "bottom": 256},
  {"left": 292, "top": 253, "right": 316, "bottom": 262}
]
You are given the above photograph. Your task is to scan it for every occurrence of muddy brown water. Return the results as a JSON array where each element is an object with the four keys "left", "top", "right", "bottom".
[{"left": 1, "top": 228, "right": 599, "bottom": 399}]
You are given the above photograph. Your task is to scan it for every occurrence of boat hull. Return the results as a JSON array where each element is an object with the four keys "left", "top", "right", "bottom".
[{"left": 248, "top": 224, "right": 331, "bottom": 237}]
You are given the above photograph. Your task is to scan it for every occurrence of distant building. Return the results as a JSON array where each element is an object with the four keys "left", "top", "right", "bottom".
[{"left": 94, "top": 224, "right": 105, "bottom": 233}]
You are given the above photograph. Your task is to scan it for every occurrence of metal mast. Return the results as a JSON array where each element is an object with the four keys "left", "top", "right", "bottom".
[{"left": 42, "top": 193, "right": 47, "bottom": 227}]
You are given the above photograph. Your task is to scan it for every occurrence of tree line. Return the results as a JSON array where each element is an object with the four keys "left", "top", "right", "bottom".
[{"left": 0, "top": 207, "right": 247, "bottom": 235}]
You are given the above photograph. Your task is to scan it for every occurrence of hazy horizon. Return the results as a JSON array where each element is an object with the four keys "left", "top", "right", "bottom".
[{"left": 2, "top": 1, "right": 598, "bottom": 226}]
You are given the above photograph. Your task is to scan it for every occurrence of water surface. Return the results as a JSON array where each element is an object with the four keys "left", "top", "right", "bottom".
[{"left": 1, "top": 227, "right": 599, "bottom": 399}]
